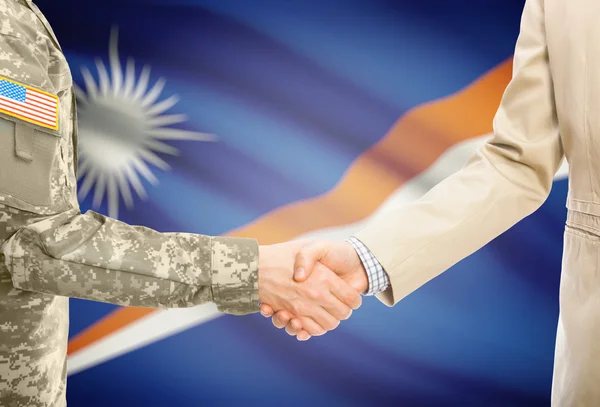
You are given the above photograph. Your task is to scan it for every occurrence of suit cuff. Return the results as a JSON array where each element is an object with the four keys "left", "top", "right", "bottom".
[{"left": 210, "top": 237, "right": 259, "bottom": 315}]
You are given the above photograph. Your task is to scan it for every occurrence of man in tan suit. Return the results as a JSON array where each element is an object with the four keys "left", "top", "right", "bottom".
[{"left": 260, "top": 0, "right": 597, "bottom": 404}]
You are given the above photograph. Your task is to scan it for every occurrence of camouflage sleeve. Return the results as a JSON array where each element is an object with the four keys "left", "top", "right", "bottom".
[
  {"left": 1, "top": 209, "right": 259, "bottom": 315},
  {"left": 0, "top": 0, "right": 258, "bottom": 316}
]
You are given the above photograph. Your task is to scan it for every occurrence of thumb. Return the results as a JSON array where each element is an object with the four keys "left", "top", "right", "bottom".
[{"left": 294, "top": 241, "right": 328, "bottom": 282}]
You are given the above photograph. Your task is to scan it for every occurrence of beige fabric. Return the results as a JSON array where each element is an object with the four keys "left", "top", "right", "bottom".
[
  {"left": 355, "top": 0, "right": 600, "bottom": 404},
  {"left": 0, "top": 1, "right": 259, "bottom": 405}
]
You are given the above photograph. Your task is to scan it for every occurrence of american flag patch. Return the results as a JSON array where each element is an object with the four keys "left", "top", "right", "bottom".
[{"left": 0, "top": 76, "right": 59, "bottom": 131}]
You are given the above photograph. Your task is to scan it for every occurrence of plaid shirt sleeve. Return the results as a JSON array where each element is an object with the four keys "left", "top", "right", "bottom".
[{"left": 347, "top": 236, "right": 390, "bottom": 296}]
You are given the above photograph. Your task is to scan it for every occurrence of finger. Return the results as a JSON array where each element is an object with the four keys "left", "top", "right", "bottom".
[
  {"left": 260, "top": 304, "right": 274, "bottom": 317},
  {"left": 321, "top": 295, "right": 353, "bottom": 321},
  {"left": 297, "top": 316, "right": 326, "bottom": 337},
  {"left": 272, "top": 310, "right": 293, "bottom": 329},
  {"left": 297, "top": 330, "right": 312, "bottom": 341},
  {"left": 285, "top": 318, "right": 303, "bottom": 336},
  {"left": 294, "top": 241, "right": 329, "bottom": 282},
  {"left": 307, "top": 305, "right": 340, "bottom": 332},
  {"left": 329, "top": 275, "right": 362, "bottom": 310}
]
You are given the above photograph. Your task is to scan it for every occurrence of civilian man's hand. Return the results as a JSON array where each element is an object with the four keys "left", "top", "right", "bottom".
[
  {"left": 258, "top": 241, "right": 362, "bottom": 336},
  {"left": 260, "top": 240, "right": 368, "bottom": 340}
]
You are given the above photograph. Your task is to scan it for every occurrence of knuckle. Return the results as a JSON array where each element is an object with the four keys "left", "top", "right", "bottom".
[
  {"left": 305, "top": 288, "right": 319, "bottom": 301},
  {"left": 290, "top": 299, "right": 305, "bottom": 316},
  {"left": 272, "top": 317, "right": 284, "bottom": 329},
  {"left": 273, "top": 315, "right": 285, "bottom": 327},
  {"left": 303, "top": 320, "right": 325, "bottom": 336},
  {"left": 299, "top": 247, "right": 314, "bottom": 263},
  {"left": 307, "top": 326, "right": 322, "bottom": 336},
  {"left": 317, "top": 271, "right": 329, "bottom": 283},
  {"left": 346, "top": 292, "right": 358, "bottom": 307},
  {"left": 324, "top": 297, "right": 338, "bottom": 311},
  {"left": 315, "top": 290, "right": 328, "bottom": 303},
  {"left": 296, "top": 252, "right": 306, "bottom": 266}
]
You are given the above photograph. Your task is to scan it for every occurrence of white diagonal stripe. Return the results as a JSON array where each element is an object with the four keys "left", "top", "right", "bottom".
[{"left": 68, "top": 304, "right": 222, "bottom": 376}]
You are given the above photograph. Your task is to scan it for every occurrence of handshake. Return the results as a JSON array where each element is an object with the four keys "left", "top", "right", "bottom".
[{"left": 257, "top": 239, "right": 369, "bottom": 341}]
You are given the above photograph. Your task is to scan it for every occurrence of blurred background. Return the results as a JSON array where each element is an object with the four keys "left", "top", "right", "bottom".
[{"left": 34, "top": 0, "right": 565, "bottom": 405}]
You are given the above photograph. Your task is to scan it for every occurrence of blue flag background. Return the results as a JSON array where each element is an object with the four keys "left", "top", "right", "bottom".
[{"left": 33, "top": 0, "right": 565, "bottom": 405}]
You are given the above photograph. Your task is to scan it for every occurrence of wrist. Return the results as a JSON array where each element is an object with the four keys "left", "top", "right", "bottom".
[
  {"left": 257, "top": 244, "right": 295, "bottom": 305},
  {"left": 356, "top": 265, "right": 369, "bottom": 294},
  {"left": 211, "top": 237, "right": 259, "bottom": 315},
  {"left": 257, "top": 245, "right": 270, "bottom": 303},
  {"left": 343, "top": 241, "right": 369, "bottom": 293},
  {"left": 353, "top": 261, "right": 369, "bottom": 294}
]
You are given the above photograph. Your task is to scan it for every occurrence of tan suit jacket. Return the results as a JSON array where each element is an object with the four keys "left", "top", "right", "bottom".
[{"left": 355, "top": 0, "right": 600, "bottom": 404}]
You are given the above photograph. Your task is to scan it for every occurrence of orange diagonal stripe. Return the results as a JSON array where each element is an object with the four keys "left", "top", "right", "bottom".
[
  {"left": 67, "top": 58, "right": 513, "bottom": 356},
  {"left": 232, "top": 58, "right": 513, "bottom": 243}
]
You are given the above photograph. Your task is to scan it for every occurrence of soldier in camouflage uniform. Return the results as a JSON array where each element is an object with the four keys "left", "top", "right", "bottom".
[{"left": 0, "top": 1, "right": 362, "bottom": 405}]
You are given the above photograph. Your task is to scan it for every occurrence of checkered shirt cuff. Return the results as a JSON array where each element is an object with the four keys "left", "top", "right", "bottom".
[{"left": 347, "top": 236, "right": 390, "bottom": 296}]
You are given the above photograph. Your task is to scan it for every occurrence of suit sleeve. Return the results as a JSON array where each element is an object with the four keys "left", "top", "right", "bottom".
[{"left": 355, "top": 0, "right": 564, "bottom": 306}]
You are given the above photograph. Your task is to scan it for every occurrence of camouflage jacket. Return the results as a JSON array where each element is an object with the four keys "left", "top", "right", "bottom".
[{"left": 0, "top": 1, "right": 259, "bottom": 405}]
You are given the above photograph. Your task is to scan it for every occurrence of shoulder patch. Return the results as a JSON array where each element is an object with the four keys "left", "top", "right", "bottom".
[{"left": 0, "top": 75, "right": 59, "bottom": 131}]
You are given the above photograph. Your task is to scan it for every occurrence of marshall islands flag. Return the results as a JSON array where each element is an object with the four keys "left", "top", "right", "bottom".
[{"left": 32, "top": 0, "right": 565, "bottom": 406}]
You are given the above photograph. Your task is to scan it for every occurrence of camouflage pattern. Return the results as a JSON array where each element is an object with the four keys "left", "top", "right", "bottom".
[{"left": 0, "top": 1, "right": 259, "bottom": 405}]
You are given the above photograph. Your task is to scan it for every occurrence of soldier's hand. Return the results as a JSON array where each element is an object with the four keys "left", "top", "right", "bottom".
[
  {"left": 260, "top": 239, "right": 368, "bottom": 340},
  {"left": 258, "top": 242, "right": 362, "bottom": 338}
]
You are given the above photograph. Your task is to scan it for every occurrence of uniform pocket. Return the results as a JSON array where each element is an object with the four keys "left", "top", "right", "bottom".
[{"left": 0, "top": 114, "right": 63, "bottom": 211}]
